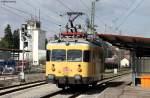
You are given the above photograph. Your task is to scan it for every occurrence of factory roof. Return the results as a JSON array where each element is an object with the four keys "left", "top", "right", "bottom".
[{"left": 0, "top": 48, "right": 30, "bottom": 52}]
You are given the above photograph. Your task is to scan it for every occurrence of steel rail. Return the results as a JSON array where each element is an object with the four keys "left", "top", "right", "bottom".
[{"left": 0, "top": 80, "right": 46, "bottom": 96}]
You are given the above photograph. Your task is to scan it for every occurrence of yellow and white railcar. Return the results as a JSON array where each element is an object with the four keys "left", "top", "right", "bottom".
[{"left": 46, "top": 39, "right": 104, "bottom": 88}]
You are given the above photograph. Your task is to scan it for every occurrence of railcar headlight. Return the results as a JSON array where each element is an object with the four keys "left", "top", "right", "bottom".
[
  {"left": 51, "top": 64, "right": 55, "bottom": 72},
  {"left": 77, "top": 64, "right": 82, "bottom": 72},
  {"left": 74, "top": 75, "right": 82, "bottom": 81}
]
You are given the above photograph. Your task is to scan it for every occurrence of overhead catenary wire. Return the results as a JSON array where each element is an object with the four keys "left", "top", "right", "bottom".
[
  {"left": 36, "top": 0, "right": 61, "bottom": 15},
  {"left": 3, "top": 4, "right": 61, "bottom": 26},
  {"left": 1, "top": 4, "right": 59, "bottom": 37},
  {"left": 117, "top": 0, "right": 143, "bottom": 29},
  {"left": 113, "top": 0, "right": 138, "bottom": 23},
  {"left": 56, "top": 0, "right": 73, "bottom": 11},
  {"left": 95, "top": 0, "right": 141, "bottom": 33},
  {"left": 3, "top": 1, "right": 62, "bottom": 25},
  {"left": 20, "top": 0, "right": 62, "bottom": 33},
  {"left": 1, "top": 1, "right": 65, "bottom": 37},
  {"left": 22, "top": 0, "right": 37, "bottom": 10},
  {"left": 79, "top": 0, "right": 115, "bottom": 32},
  {"left": 2, "top": 0, "right": 140, "bottom": 35},
  {"left": 22, "top": 0, "right": 37, "bottom": 18},
  {"left": 40, "top": 17, "right": 60, "bottom": 26},
  {"left": 0, "top": 5, "right": 26, "bottom": 20},
  {"left": 79, "top": 0, "right": 95, "bottom": 21},
  {"left": 109, "top": 0, "right": 138, "bottom": 33},
  {"left": 4, "top": 4, "right": 33, "bottom": 17},
  {"left": 88, "top": 0, "right": 138, "bottom": 33},
  {"left": 79, "top": 0, "right": 91, "bottom": 13},
  {"left": 22, "top": 0, "right": 65, "bottom": 25},
  {"left": 56, "top": 0, "right": 85, "bottom": 22},
  {"left": 43, "top": 26, "right": 58, "bottom": 34}
]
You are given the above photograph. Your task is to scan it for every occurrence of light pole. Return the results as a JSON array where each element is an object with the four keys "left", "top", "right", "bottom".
[{"left": 20, "top": 40, "right": 25, "bottom": 82}]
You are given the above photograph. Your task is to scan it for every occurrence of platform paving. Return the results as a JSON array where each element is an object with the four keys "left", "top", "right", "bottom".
[{"left": 98, "top": 83, "right": 150, "bottom": 98}]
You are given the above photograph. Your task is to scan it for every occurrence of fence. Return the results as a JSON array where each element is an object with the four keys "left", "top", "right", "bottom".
[{"left": 135, "top": 57, "right": 150, "bottom": 74}]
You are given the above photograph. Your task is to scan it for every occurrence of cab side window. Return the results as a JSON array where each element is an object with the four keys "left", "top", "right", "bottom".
[
  {"left": 83, "top": 51, "right": 90, "bottom": 62},
  {"left": 46, "top": 50, "right": 51, "bottom": 61}
]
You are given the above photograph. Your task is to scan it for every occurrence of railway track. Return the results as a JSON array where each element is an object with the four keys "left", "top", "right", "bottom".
[
  {"left": 0, "top": 80, "right": 46, "bottom": 96},
  {"left": 41, "top": 72, "right": 131, "bottom": 98},
  {"left": 41, "top": 88, "right": 82, "bottom": 98},
  {"left": 0, "top": 71, "right": 131, "bottom": 98}
]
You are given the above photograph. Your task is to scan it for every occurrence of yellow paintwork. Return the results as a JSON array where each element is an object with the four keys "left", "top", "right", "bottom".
[
  {"left": 47, "top": 45, "right": 91, "bottom": 50},
  {"left": 46, "top": 42, "right": 104, "bottom": 81},
  {"left": 46, "top": 62, "right": 92, "bottom": 77}
]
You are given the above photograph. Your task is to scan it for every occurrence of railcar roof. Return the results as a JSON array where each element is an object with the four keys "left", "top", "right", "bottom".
[{"left": 47, "top": 39, "right": 100, "bottom": 47}]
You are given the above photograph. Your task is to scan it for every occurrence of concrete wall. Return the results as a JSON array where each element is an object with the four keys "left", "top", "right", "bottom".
[
  {"left": 38, "top": 30, "right": 46, "bottom": 50},
  {"left": 32, "top": 30, "right": 39, "bottom": 65}
]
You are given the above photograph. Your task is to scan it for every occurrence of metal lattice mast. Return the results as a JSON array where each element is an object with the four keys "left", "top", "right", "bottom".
[{"left": 91, "top": 1, "right": 95, "bottom": 34}]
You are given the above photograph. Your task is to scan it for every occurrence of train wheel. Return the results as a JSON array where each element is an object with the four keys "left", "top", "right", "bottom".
[
  {"left": 101, "top": 75, "right": 104, "bottom": 79},
  {"left": 57, "top": 84, "right": 66, "bottom": 89},
  {"left": 79, "top": 84, "right": 89, "bottom": 89},
  {"left": 69, "top": 85, "right": 80, "bottom": 89},
  {"left": 92, "top": 82, "right": 97, "bottom": 87}
]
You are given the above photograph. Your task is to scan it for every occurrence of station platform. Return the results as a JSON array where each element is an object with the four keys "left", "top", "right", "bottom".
[
  {"left": 99, "top": 86, "right": 150, "bottom": 98},
  {"left": 98, "top": 77, "right": 150, "bottom": 98}
]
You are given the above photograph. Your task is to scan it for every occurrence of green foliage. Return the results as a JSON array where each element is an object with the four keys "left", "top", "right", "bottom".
[
  {"left": 4, "top": 24, "right": 13, "bottom": 48},
  {"left": 0, "top": 24, "right": 12, "bottom": 48},
  {"left": 0, "top": 38, "right": 9, "bottom": 48},
  {"left": 0, "top": 24, "right": 20, "bottom": 49},
  {"left": 13, "top": 29, "right": 20, "bottom": 49}
]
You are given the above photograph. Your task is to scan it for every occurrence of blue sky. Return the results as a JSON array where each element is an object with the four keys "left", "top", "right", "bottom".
[{"left": 0, "top": 0, "right": 149, "bottom": 38}]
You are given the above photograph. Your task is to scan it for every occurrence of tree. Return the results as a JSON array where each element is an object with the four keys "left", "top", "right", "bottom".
[
  {"left": 0, "top": 24, "right": 20, "bottom": 49},
  {"left": 0, "top": 38, "right": 9, "bottom": 48},
  {"left": 13, "top": 29, "right": 20, "bottom": 49},
  {"left": 0, "top": 24, "right": 13, "bottom": 48}
]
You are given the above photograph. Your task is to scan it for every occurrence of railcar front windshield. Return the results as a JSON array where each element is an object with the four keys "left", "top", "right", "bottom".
[
  {"left": 67, "top": 50, "right": 82, "bottom": 62},
  {"left": 51, "top": 49, "right": 66, "bottom": 61}
]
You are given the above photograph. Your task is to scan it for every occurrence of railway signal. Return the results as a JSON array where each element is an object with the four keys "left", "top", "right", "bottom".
[{"left": 19, "top": 24, "right": 31, "bottom": 82}]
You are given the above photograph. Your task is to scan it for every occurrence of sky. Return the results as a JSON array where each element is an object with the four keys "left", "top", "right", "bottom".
[{"left": 0, "top": 0, "right": 149, "bottom": 38}]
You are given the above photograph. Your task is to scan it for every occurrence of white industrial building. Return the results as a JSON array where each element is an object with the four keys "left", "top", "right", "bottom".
[
  {"left": 120, "top": 58, "right": 129, "bottom": 67},
  {"left": 19, "top": 19, "right": 46, "bottom": 66}
]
